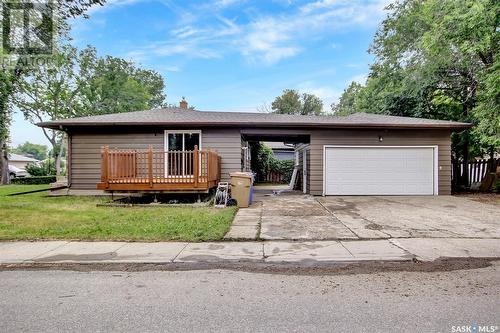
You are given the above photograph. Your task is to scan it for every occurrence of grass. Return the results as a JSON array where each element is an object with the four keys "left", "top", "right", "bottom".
[{"left": 0, "top": 185, "right": 237, "bottom": 242}]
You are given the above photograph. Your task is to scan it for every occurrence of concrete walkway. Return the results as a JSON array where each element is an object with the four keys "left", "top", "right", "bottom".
[{"left": 1, "top": 238, "right": 499, "bottom": 264}]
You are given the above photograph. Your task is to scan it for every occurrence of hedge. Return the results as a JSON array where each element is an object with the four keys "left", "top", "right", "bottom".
[{"left": 10, "top": 176, "right": 57, "bottom": 185}]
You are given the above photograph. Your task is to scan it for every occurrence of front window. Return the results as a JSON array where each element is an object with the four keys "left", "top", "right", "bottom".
[
  {"left": 165, "top": 131, "right": 201, "bottom": 177},
  {"left": 167, "top": 132, "right": 200, "bottom": 151}
]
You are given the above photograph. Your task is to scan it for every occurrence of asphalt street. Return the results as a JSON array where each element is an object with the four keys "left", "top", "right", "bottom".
[{"left": 1, "top": 263, "right": 499, "bottom": 333}]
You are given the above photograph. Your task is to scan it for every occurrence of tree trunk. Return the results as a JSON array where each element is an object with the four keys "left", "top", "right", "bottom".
[
  {"left": 461, "top": 137, "right": 469, "bottom": 188},
  {"left": 459, "top": 97, "right": 472, "bottom": 188},
  {"left": 53, "top": 136, "right": 66, "bottom": 176},
  {"left": 55, "top": 152, "right": 61, "bottom": 176},
  {"left": 0, "top": 138, "right": 9, "bottom": 185},
  {"left": 1, "top": 59, "right": 25, "bottom": 185}
]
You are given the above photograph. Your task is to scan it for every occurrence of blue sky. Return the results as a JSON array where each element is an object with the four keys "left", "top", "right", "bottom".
[{"left": 11, "top": 0, "right": 390, "bottom": 147}]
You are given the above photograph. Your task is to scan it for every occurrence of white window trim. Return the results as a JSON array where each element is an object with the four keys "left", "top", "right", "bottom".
[
  {"left": 163, "top": 130, "right": 203, "bottom": 177},
  {"left": 322, "top": 145, "right": 439, "bottom": 196},
  {"left": 164, "top": 130, "right": 202, "bottom": 151}
]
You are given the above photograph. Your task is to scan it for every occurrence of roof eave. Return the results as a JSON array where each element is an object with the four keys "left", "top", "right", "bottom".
[{"left": 37, "top": 121, "right": 473, "bottom": 130}]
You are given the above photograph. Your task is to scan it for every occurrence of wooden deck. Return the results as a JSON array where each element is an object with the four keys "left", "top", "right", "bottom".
[{"left": 97, "top": 146, "right": 221, "bottom": 192}]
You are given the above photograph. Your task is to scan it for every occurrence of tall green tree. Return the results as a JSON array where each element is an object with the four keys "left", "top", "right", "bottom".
[
  {"left": 14, "top": 45, "right": 79, "bottom": 175},
  {"left": 76, "top": 46, "right": 165, "bottom": 116},
  {"left": 14, "top": 44, "right": 166, "bottom": 175},
  {"left": 271, "top": 89, "right": 324, "bottom": 115},
  {"left": 335, "top": 0, "right": 499, "bottom": 164},
  {"left": 12, "top": 142, "right": 48, "bottom": 161},
  {"left": 0, "top": 0, "right": 105, "bottom": 184},
  {"left": 331, "top": 82, "right": 363, "bottom": 115}
]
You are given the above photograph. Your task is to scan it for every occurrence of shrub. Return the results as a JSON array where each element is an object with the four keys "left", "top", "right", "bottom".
[
  {"left": 250, "top": 142, "right": 295, "bottom": 183},
  {"left": 25, "top": 162, "right": 50, "bottom": 176},
  {"left": 25, "top": 159, "right": 65, "bottom": 176},
  {"left": 10, "top": 176, "right": 56, "bottom": 185},
  {"left": 492, "top": 179, "right": 500, "bottom": 193},
  {"left": 269, "top": 159, "right": 295, "bottom": 183}
]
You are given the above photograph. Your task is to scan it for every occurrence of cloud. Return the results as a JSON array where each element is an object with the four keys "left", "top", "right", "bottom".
[
  {"left": 99, "top": 0, "right": 389, "bottom": 65},
  {"left": 300, "top": 0, "right": 344, "bottom": 14},
  {"left": 296, "top": 81, "right": 342, "bottom": 110},
  {"left": 214, "top": 0, "right": 246, "bottom": 8},
  {"left": 235, "top": 0, "right": 389, "bottom": 64},
  {"left": 347, "top": 73, "right": 368, "bottom": 85},
  {"left": 85, "top": 0, "right": 143, "bottom": 14},
  {"left": 240, "top": 17, "right": 301, "bottom": 64}
]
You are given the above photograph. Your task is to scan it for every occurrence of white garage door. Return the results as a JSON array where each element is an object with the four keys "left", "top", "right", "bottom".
[{"left": 324, "top": 146, "right": 436, "bottom": 195}]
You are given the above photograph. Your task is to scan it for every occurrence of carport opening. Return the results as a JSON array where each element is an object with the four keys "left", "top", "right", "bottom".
[{"left": 241, "top": 132, "right": 310, "bottom": 195}]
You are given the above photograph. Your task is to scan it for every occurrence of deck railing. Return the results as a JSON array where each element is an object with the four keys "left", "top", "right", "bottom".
[{"left": 98, "top": 145, "right": 221, "bottom": 191}]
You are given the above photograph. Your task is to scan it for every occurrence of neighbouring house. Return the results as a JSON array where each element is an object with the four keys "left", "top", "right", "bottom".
[
  {"left": 38, "top": 100, "right": 471, "bottom": 196},
  {"left": 263, "top": 142, "right": 295, "bottom": 161},
  {"left": 8, "top": 153, "right": 39, "bottom": 170}
]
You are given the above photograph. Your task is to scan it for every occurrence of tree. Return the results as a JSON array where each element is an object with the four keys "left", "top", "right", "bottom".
[
  {"left": 335, "top": 0, "right": 499, "bottom": 165},
  {"left": 76, "top": 46, "right": 165, "bottom": 116},
  {"left": 0, "top": 0, "right": 106, "bottom": 184},
  {"left": 14, "top": 43, "right": 166, "bottom": 175},
  {"left": 12, "top": 142, "right": 48, "bottom": 161},
  {"left": 14, "top": 45, "right": 79, "bottom": 175},
  {"left": 271, "top": 89, "right": 324, "bottom": 115},
  {"left": 301, "top": 93, "right": 324, "bottom": 116},
  {"left": 331, "top": 82, "right": 363, "bottom": 115}
]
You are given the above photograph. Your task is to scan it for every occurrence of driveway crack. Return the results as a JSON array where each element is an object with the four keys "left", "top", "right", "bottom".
[
  {"left": 256, "top": 202, "right": 263, "bottom": 240},
  {"left": 316, "top": 199, "right": 361, "bottom": 239},
  {"left": 338, "top": 241, "right": 355, "bottom": 258},
  {"left": 29, "top": 241, "right": 70, "bottom": 262},
  {"left": 171, "top": 243, "right": 189, "bottom": 262},
  {"left": 388, "top": 239, "right": 415, "bottom": 258}
]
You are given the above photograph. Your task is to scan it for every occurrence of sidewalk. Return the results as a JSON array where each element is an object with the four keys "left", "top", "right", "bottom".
[{"left": 1, "top": 238, "right": 499, "bottom": 264}]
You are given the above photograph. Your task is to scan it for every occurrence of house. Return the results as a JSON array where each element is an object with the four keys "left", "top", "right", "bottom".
[
  {"left": 38, "top": 100, "right": 471, "bottom": 196},
  {"left": 263, "top": 142, "right": 295, "bottom": 161},
  {"left": 8, "top": 153, "right": 39, "bottom": 170}
]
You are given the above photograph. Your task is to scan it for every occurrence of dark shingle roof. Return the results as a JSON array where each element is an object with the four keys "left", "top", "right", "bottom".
[{"left": 38, "top": 107, "right": 471, "bottom": 130}]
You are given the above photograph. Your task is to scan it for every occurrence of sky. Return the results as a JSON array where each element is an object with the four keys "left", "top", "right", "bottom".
[{"left": 11, "top": 0, "right": 391, "bottom": 147}]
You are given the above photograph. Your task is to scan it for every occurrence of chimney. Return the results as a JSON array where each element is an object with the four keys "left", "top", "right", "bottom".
[{"left": 179, "top": 97, "right": 188, "bottom": 109}]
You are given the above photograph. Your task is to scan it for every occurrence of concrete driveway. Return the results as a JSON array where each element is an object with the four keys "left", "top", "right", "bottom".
[
  {"left": 226, "top": 192, "right": 500, "bottom": 240},
  {"left": 317, "top": 196, "right": 500, "bottom": 239}
]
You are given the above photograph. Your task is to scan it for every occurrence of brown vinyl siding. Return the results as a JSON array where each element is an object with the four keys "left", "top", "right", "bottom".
[
  {"left": 70, "top": 131, "right": 164, "bottom": 190},
  {"left": 69, "top": 128, "right": 242, "bottom": 190},
  {"left": 309, "top": 129, "right": 452, "bottom": 195},
  {"left": 202, "top": 128, "right": 242, "bottom": 182},
  {"left": 69, "top": 127, "right": 452, "bottom": 194}
]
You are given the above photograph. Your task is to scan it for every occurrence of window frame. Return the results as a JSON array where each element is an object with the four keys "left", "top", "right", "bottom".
[
  {"left": 164, "top": 130, "right": 202, "bottom": 151},
  {"left": 163, "top": 130, "right": 203, "bottom": 177}
]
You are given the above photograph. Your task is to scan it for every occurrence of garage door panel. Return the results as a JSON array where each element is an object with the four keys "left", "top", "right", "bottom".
[{"left": 325, "top": 147, "right": 435, "bottom": 195}]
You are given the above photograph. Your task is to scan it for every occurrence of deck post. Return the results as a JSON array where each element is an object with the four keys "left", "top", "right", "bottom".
[
  {"left": 193, "top": 145, "right": 199, "bottom": 188},
  {"left": 102, "top": 146, "right": 109, "bottom": 189},
  {"left": 207, "top": 150, "right": 211, "bottom": 184},
  {"left": 148, "top": 145, "right": 153, "bottom": 188}
]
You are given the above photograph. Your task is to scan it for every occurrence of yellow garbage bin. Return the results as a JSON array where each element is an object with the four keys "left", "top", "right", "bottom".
[{"left": 230, "top": 172, "right": 253, "bottom": 208}]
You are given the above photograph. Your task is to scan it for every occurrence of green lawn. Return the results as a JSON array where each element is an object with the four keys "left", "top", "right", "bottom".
[{"left": 0, "top": 185, "right": 237, "bottom": 242}]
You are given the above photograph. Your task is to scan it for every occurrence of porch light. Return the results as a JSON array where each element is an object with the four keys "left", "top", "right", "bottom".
[{"left": 378, "top": 135, "right": 383, "bottom": 142}]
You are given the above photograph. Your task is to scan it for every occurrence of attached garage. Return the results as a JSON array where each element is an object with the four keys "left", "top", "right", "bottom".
[{"left": 323, "top": 146, "right": 438, "bottom": 195}]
